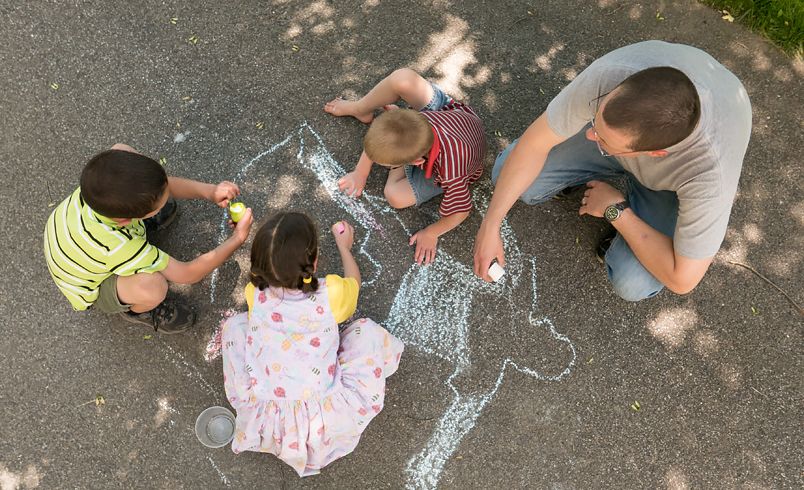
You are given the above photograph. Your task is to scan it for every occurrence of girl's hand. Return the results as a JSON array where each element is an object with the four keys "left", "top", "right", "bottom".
[
  {"left": 331, "top": 220, "right": 354, "bottom": 250},
  {"left": 212, "top": 181, "right": 240, "bottom": 208},
  {"left": 337, "top": 171, "right": 367, "bottom": 198}
]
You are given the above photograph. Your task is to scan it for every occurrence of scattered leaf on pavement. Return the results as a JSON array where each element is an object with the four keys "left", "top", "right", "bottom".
[
  {"left": 722, "top": 10, "right": 735, "bottom": 22},
  {"left": 631, "top": 400, "right": 641, "bottom": 411},
  {"left": 50, "top": 82, "right": 59, "bottom": 90}
]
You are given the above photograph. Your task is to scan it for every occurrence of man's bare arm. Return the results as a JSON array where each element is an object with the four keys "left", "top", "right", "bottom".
[{"left": 473, "top": 113, "right": 565, "bottom": 280}]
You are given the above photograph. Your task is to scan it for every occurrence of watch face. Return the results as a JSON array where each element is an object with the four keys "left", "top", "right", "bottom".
[{"left": 604, "top": 205, "right": 620, "bottom": 221}]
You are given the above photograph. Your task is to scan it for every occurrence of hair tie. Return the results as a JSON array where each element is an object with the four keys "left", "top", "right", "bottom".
[{"left": 302, "top": 276, "right": 313, "bottom": 284}]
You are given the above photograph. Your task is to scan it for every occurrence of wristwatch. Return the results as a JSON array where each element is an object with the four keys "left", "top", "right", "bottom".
[{"left": 603, "top": 201, "right": 630, "bottom": 222}]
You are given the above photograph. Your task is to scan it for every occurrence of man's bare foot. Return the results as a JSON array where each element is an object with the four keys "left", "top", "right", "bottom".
[{"left": 323, "top": 98, "right": 374, "bottom": 124}]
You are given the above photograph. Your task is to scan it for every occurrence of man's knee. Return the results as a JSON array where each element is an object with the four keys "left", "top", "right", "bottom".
[
  {"left": 491, "top": 143, "right": 514, "bottom": 186},
  {"left": 605, "top": 238, "right": 664, "bottom": 302},
  {"left": 610, "top": 274, "right": 662, "bottom": 302},
  {"left": 492, "top": 141, "right": 552, "bottom": 205}
]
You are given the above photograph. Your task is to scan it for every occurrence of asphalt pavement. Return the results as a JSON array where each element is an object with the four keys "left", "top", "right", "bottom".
[{"left": 0, "top": 1, "right": 801, "bottom": 488}]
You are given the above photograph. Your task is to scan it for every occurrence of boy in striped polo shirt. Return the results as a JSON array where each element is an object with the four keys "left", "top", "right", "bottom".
[
  {"left": 325, "top": 68, "right": 487, "bottom": 265},
  {"left": 44, "top": 144, "right": 253, "bottom": 333}
]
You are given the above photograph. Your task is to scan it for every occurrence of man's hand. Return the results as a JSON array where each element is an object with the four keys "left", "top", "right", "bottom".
[
  {"left": 579, "top": 180, "right": 625, "bottom": 218},
  {"left": 337, "top": 171, "right": 367, "bottom": 198},
  {"left": 410, "top": 228, "right": 439, "bottom": 265},
  {"left": 211, "top": 181, "right": 240, "bottom": 208},
  {"left": 230, "top": 208, "right": 253, "bottom": 244},
  {"left": 473, "top": 222, "right": 506, "bottom": 281}
]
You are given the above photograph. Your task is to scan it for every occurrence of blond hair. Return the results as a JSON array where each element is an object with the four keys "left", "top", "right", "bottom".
[{"left": 363, "top": 109, "right": 434, "bottom": 166}]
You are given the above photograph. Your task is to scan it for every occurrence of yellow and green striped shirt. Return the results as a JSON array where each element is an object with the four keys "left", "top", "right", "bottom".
[{"left": 44, "top": 187, "right": 170, "bottom": 311}]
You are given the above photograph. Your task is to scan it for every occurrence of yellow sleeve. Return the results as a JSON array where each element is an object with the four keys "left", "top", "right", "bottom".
[
  {"left": 244, "top": 283, "right": 255, "bottom": 319},
  {"left": 326, "top": 274, "right": 359, "bottom": 323}
]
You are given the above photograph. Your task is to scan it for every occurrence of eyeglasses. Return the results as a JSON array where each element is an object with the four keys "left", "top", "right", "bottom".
[{"left": 588, "top": 91, "right": 632, "bottom": 157}]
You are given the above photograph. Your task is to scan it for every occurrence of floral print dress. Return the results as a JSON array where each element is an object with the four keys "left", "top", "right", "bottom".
[{"left": 221, "top": 275, "right": 404, "bottom": 477}]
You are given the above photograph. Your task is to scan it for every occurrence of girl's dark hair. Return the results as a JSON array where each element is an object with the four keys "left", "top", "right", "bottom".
[
  {"left": 80, "top": 149, "right": 168, "bottom": 218},
  {"left": 250, "top": 212, "right": 319, "bottom": 293}
]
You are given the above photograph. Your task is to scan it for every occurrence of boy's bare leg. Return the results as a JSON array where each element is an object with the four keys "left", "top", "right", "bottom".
[
  {"left": 383, "top": 166, "right": 417, "bottom": 209},
  {"left": 117, "top": 272, "right": 169, "bottom": 313},
  {"left": 324, "top": 68, "right": 435, "bottom": 123}
]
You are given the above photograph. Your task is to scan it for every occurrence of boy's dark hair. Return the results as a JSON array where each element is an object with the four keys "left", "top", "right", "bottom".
[
  {"left": 602, "top": 66, "right": 701, "bottom": 151},
  {"left": 250, "top": 212, "right": 320, "bottom": 294},
  {"left": 80, "top": 149, "right": 168, "bottom": 218}
]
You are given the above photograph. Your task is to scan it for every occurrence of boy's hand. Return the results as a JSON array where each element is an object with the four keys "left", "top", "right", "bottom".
[
  {"left": 338, "top": 171, "right": 367, "bottom": 198},
  {"left": 332, "top": 221, "right": 355, "bottom": 250},
  {"left": 410, "top": 228, "right": 438, "bottom": 265},
  {"left": 212, "top": 181, "right": 240, "bottom": 208},
  {"left": 230, "top": 208, "right": 253, "bottom": 244}
]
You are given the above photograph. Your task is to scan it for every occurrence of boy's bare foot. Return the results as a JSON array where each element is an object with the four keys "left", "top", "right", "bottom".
[
  {"left": 324, "top": 98, "right": 374, "bottom": 124},
  {"left": 383, "top": 104, "right": 400, "bottom": 111}
]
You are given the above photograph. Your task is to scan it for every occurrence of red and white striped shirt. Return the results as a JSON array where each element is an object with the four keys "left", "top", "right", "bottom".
[{"left": 421, "top": 101, "right": 487, "bottom": 216}]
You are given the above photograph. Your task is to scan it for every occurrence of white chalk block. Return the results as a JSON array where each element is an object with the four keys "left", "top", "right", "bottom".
[{"left": 488, "top": 262, "right": 505, "bottom": 282}]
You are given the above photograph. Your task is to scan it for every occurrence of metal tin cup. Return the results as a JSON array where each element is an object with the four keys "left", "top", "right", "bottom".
[{"left": 195, "top": 406, "right": 236, "bottom": 448}]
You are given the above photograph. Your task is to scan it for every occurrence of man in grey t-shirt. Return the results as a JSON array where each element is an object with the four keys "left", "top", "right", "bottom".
[{"left": 473, "top": 41, "right": 751, "bottom": 300}]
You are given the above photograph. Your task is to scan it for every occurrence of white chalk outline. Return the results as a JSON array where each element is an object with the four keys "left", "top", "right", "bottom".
[{"left": 208, "top": 122, "right": 576, "bottom": 489}]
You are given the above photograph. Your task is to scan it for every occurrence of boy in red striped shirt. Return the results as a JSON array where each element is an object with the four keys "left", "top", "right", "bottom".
[{"left": 324, "top": 68, "right": 487, "bottom": 265}]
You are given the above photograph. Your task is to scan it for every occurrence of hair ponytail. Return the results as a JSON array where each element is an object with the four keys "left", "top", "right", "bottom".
[{"left": 299, "top": 263, "right": 319, "bottom": 293}]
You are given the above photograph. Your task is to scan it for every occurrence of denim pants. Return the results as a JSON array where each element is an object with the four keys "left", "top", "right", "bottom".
[{"left": 492, "top": 125, "right": 678, "bottom": 301}]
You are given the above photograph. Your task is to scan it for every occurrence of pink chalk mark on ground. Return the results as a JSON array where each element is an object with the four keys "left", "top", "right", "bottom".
[{"left": 205, "top": 309, "right": 238, "bottom": 362}]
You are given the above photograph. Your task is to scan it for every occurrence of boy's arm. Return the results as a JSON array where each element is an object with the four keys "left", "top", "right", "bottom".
[
  {"left": 160, "top": 209, "right": 253, "bottom": 284},
  {"left": 409, "top": 211, "right": 470, "bottom": 265},
  {"left": 337, "top": 151, "right": 374, "bottom": 197},
  {"left": 168, "top": 177, "right": 240, "bottom": 208}
]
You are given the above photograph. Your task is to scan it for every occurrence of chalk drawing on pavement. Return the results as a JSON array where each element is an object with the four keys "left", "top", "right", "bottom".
[{"left": 208, "top": 122, "right": 577, "bottom": 489}]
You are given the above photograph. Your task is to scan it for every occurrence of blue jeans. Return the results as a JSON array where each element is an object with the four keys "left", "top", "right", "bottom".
[{"left": 492, "top": 126, "right": 678, "bottom": 301}]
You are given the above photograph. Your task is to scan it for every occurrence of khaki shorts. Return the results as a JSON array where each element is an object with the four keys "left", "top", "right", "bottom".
[{"left": 95, "top": 275, "right": 131, "bottom": 314}]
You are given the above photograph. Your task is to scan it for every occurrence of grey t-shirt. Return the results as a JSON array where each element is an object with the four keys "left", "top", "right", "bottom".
[{"left": 546, "top": 41, "right": 752, "bottom": 259}]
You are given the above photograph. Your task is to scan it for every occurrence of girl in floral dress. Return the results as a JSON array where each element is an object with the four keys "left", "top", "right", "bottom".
[{"left": 221, "top": 211, "right": 404, "bottom": 476}]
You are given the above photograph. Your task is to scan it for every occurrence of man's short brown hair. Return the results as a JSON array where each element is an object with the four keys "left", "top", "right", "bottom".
[
  {"left": 603, "top": 66, "right": 701, "bottom": 151},
  {"left": 363, "top": 109, "right": 434, "bottom": 166},
  {"left": 80, "top": 149, "right": 168, "bottom": 218}
]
